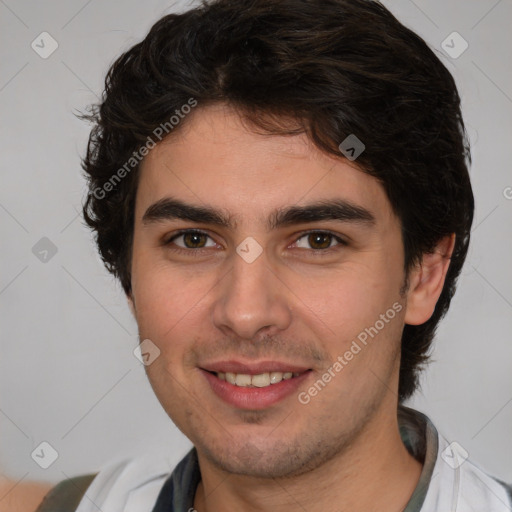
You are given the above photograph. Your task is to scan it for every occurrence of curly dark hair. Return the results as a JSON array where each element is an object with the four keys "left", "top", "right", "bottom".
[{"left": 81, "top": 0, "right": 474, "bottom": 402}]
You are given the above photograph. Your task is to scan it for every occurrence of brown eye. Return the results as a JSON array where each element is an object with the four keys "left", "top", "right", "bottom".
[
  {"left": 308, "top": 232, "right": 333, "bottom": 249},
  {"left": 182, "top": 232, "right": 208, "bottom": 248},
  {"left": 294, "top": 231, "right": 345, "bottom": 251},
  {"left": 166, "top": 230, "right": 217, "bottom": 250}
]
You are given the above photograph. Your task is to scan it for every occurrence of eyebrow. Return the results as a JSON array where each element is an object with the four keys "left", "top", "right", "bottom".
[{"left": 142, "top": 197, "right": 375, "bottom": 230}]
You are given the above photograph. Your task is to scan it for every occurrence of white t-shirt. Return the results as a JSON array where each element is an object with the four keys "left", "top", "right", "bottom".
[{"left": 73, "top": 407, "right": 511, "bottom": 512}]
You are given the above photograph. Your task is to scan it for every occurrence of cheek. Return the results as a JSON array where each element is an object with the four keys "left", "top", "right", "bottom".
[
  {"left": 131, "top": 259, "right": 214, "bottom": 346},
  {"left": 290, "top": 263, "right": 399, "bottom": 335}
]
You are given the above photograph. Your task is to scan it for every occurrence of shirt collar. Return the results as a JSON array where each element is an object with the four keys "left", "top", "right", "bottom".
[{"left": 399, "top": 405, "right": 439, "bottom": 511}]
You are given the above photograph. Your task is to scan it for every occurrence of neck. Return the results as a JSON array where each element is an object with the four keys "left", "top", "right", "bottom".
[{"left": 193, "top": 405, "right": 423, "bottom": 512}]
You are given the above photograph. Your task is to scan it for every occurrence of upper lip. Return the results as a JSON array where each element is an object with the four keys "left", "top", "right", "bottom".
[{"left": 200, "top": 360, "right": 311, "bottom": 375}]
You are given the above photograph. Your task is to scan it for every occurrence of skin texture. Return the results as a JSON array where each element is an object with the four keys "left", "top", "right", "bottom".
[
  {"left": 128, "top": 104, "right": 454, "bottom": 512},
  {"left": 0, "top": 478, "right": 51, "bottom": 512}
]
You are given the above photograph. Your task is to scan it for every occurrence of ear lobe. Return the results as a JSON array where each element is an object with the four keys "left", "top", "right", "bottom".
[{"left": 404, "top": 234, "right": 456, "bottom": 326}]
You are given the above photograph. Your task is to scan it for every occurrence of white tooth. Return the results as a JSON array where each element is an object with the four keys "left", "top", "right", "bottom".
[
  {"left": 235, "top": 373, "right": 252, "bottom": 387},
  {"left": 270, "top": 371, "right": 284, "bottom": 384},
  {"left": 252, "top": 373, "right": 271, "bottom": 387},
  {"left": 223, "top": 371, "right": 294, "bottom": 387}
]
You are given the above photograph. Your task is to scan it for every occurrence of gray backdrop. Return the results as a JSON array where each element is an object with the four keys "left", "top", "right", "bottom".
[{"left": 1, "top": 0, "right": 511, "bottom": 485}]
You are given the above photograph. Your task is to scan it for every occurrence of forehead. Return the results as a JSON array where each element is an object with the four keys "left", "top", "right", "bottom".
[{"left": 136, "top": 104, "right": 394, "bottom": 226}]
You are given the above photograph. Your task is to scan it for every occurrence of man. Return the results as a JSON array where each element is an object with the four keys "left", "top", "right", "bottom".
[{"left": 34, "top": 0, "right": 511, "bottom": 510}]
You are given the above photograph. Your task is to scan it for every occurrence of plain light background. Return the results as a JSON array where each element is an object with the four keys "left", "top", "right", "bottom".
[{"left": 1, "top": 0, "right": 511, "bottom": 487}]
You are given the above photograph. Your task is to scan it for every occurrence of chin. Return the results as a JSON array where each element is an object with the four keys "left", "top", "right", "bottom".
[{"left": 197, "top": 433, "right": 346, "bottom": 479}]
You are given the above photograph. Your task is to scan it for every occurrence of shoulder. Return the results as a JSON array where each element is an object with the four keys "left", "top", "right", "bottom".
[
  {"left": 399, "top": 407, "right": 511, "bottom": 511},
  {"left": 34, "top": 454, "right": 176, "bottom": 512},
  {"left": 455, "top": 456, "right": 512, "bottom": 511},
  {"left": 424, "top": 430, "right": 512, "bottom": 511}
]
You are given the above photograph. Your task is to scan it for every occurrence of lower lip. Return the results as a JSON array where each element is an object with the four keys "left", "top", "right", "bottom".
[{"left": 201, "top": 369, "right": 312, "bottom": 410}]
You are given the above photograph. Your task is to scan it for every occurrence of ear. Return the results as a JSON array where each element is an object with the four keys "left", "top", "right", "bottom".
[{"left": 404, "top": 234, "right": 456, "bottom": 325}]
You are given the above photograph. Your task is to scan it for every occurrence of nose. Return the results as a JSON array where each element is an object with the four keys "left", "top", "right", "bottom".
[{"left": 211, "top": 248, "right": 292, "bottom": 341}]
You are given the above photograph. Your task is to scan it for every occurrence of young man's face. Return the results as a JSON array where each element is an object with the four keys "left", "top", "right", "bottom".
[{"left": 130, "top": 104, "right": 412, "bottom": 478}]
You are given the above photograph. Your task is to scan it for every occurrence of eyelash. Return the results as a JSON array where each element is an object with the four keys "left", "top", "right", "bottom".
[{"left": 163, "top": 229, "right": 347, "bottom": 256}]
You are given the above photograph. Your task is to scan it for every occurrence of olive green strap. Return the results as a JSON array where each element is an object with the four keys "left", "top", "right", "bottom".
[{"left": 35, "top": 473, "right": 97, "bottom": 512}]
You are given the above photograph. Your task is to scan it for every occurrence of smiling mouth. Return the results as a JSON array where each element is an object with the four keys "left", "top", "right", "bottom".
[{"left": 210, "top": 371, "right": 306, "bottom": 388}]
